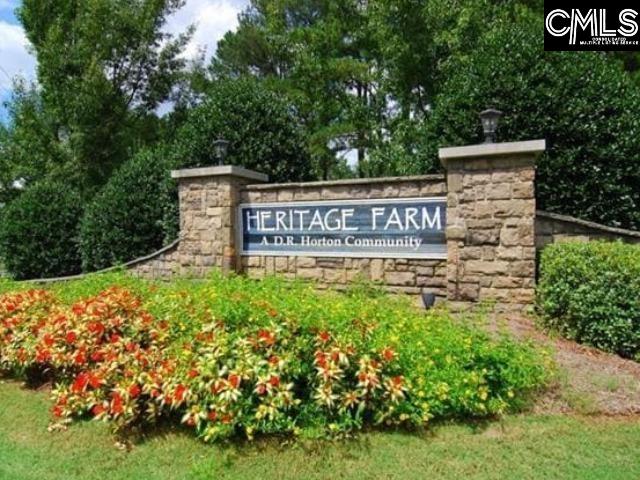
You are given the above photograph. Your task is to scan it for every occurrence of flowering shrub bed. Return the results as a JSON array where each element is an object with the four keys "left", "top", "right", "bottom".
[
  {"left": 0, "top": 287, "right": 171, "bottom": 428},
  {"left": 0, "top": 273, "right": 552, "bottom": 442}
]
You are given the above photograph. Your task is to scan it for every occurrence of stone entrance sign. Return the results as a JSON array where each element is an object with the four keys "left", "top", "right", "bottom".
[
  {"left": 127, "top": 139, "right": 546, "bottom": 312},
  {"left": 37, "top": 137, "right": 640, "bottom": 309},
  {"left": 238, "top": 198, "right": 447, "bottom": 258}
]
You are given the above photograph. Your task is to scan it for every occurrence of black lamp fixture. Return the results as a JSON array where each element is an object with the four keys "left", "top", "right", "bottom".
[
  {"left": 213, "top": 139, "right": 230, "bottom": 166},
  {"left": 421, "top": 292, "right": 436, "bottom": 310},
  {"left": 479, "top": 109, "right": 502, "bottom": 143}
]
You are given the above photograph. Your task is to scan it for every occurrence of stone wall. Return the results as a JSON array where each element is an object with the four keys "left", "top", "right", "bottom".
[
  {"left": 34, "top": 239, "right": 181, "bottom": 284},
  {"left": 239, "top": 176, "right": 448, "bottom": 296},
  {"left": 130, "top": 166, "right": 270, "bottom": 279},
  {"left": 128, "top": 240, "right": 180, "bottom": 279},
  {"left": 126, "top": 205, "right": 640, "bottom": 285},
  {"left": 535, "top": 210, "right": 640, "bottom": 248},
  {"left": 439, "top": 140, "right": 545, "bottom": 311}
]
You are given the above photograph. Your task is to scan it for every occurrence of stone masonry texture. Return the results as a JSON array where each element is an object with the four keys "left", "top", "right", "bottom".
[
  {"left": 440, "top": 146, "right": 541, "bottom": 312},
  {"left": 131, "top": 172, "right": 258, "bottom": 279},
  {"left": 124, "top": 141, "right": 554, "bottom": 313},
  {"left": 535, "top": 210, "right": 640, "bottom": 248},
  {"left": 129, "top": 241, "right": 180, "bottom": 279},
  {"left": 127, "top": 144, "right": 544, "bottom": 310}
]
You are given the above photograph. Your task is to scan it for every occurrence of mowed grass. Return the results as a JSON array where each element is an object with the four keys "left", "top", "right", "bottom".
[{"left": 0, "top": 380, "right": 639, "bottom": 480}]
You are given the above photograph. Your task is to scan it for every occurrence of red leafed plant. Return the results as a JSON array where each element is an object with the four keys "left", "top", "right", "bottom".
[
  {"left": 1, "top": 287, "right": 173, "bottom": 428},
  {"left": 47, "top": 288, "right": 173, "bottom": 427},
  {"left": 0, "top": 289, "right": 56, "bottom": 373},
  {"left": 0, "top": 287, "right": 437, "bottom": 439}
]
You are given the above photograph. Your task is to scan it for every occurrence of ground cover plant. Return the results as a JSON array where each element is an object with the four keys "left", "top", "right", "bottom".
[
  {"left": 537, "top": 241, "right": 640, "bottom": 361},
  {"left": 0, "top": 272, "right": 552, "bottom": 443}
]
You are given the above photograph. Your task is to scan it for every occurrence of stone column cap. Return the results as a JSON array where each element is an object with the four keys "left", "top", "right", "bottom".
[
  {"left": 439, "top": 139, "right": 546, "bottom": 165},
  {"left": 171, "top": 165, "right": 269, "bottom": 182}
]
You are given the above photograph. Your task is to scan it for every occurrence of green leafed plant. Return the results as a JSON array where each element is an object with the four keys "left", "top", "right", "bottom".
[
  {"left": 79, "top": 146, "right": 178, "bottom": 272},
  {"left": 423, "top": 13, "right": 640, "bottom": 230},
  {"left": 0, "top": 180, "right": 83, "bottom": 280},
  {"left": 173, "top": 78, "right": 312, "bottom": 183},
  {"left": 537, "top": 241, "right": 640, "bottom": 360}
]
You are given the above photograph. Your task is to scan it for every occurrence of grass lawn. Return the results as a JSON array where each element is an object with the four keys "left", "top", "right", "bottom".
[{"left": 1, "top": 380, "right": 639, "bottom": 480}]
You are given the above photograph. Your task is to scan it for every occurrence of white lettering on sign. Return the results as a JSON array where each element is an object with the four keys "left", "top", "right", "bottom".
[{"left": 238, "top": 197, "right": 447, "bottom": 259}]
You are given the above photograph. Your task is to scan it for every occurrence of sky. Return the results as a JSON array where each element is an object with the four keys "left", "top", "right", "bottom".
[{"left": 0, "top": 0, "right": 250, "bottom": 122}]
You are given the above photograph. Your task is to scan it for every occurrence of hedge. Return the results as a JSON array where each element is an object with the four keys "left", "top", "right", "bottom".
[
  {"left": 537, "top": 241, "right": 640, "bottom": 360},
  {"left": 173, "top": 78, "right": 312, "bottom": 183},
  {"left": 0, "top": 181, "right": 83, "bottom": 280},
  {"left": 79, "top": 147, "right": 178, "bottom": 272},
  {"left": 0, "top": 272, "right": 552, "bottom": 441}
]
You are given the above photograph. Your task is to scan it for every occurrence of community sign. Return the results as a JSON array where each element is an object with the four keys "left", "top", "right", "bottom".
[{"left": 238, "top": 198, "right": 447, "bottom": 259}]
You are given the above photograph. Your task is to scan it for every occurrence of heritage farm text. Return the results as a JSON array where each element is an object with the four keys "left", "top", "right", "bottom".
[{"left": 238, "top": 198, "right": 447, "bottom": 258}]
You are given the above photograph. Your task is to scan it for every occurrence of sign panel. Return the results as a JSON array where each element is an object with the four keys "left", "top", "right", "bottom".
[{"left": 238, "top": 198, "right": 447, "bottom": 259}]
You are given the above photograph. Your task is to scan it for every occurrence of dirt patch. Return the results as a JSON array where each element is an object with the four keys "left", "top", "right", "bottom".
[{"left": 507, "top": 315, "right": 640, "bottom": 416}]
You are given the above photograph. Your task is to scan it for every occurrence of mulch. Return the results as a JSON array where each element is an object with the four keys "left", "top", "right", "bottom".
[{"left": 507, "top": 315, "right": 640, "bottom": 416}]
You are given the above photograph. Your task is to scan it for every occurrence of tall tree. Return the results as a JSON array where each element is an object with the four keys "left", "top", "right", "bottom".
[
  {"left": 368, "top": 0, "right": 543, "bottom": 118},
  {"left": 16, "top": 0, "right": 192, "bottom": 191},
  {"left": 359, "top": 0, "right": 545, "bottom": 176},
  {"left": 420, "top": 12, "right": 640, "bottom": 229},
  {"left": 213, "top": 0, "right": 542, "bottom": 179},
  {"left": 0, "top": 80, "right": 69, "bottom": 203},
  {"left": 213, "top": 0, "right": 385, "bottom": 179},
  {"left": 615, "top": 52, "right": 640, "bottom": 86}
]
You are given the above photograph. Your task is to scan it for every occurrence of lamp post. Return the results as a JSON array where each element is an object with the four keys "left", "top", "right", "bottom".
[
  {"left": 479, "top": 109, "right": 502, "bottom": 143},
  {"left": 213, "top": 139, "right": 230, "bottom": 166}
]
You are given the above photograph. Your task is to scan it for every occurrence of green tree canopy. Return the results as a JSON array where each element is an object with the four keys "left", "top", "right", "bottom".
[
  {"left": 174, "top": 77, "right": 312, "bottom": 183},
  {"left": 16, "top": 0, "right": 192, "bottom": 191},
  {"left": 0, "top": 80, "right": 71, "bottom": 203},
  {"left": 422, "top": 15, "right": 640, "bottom": 229},
  {"left": 212, "top": 1, "right": 547, "bottom": 179},
  {"left": 79, "top": 146, "right": 177, "bottom": 272},
  {"left": 0, "top": 180, "right": 83, "bottom": 279},
  {"left": 214, "top": 0, "right": 385, "bottom": 178}
]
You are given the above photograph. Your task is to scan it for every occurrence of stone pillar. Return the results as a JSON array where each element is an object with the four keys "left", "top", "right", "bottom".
[
  {"left": 171, "top": 166, "right": 268, "bottom": 275},
  {"left": 439, "top": 140, "right": 545, "bottom": 312}
]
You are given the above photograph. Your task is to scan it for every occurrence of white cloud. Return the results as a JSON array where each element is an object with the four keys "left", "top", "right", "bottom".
[
  {"left": 163, "top": 0, "right": 248, "bottom": 62},
  {"left": 0, "top": 20, "right": 36, "bottom": 91}
]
